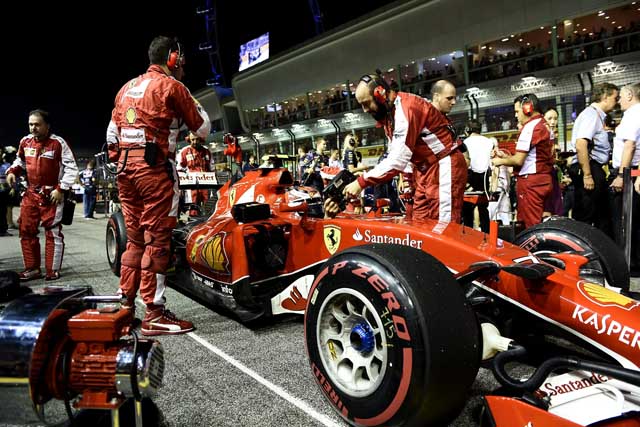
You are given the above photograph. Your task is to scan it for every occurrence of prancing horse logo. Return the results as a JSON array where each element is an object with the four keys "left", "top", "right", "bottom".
[{"left": 323, "top": 225, "right": 341, "bottom": 255}]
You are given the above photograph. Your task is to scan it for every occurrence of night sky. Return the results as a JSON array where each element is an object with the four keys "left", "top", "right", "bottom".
[{"left": 1, "top": 0, "right": 395, "bottom": 158}]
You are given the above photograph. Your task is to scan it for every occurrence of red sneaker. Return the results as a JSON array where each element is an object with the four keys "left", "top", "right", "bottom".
[
  {"left": 19, "top": 268, "right": 42, "bottom": 282},
  {"left": 45, "top": 271, "right": 61, "bottom": 281},
  {"left": 141, "top": 307, "right": 194, "bottom": 336}
]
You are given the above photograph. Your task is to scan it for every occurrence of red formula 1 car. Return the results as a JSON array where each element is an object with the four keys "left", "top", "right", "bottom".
[{"left": 107, "top": 167, "right": 640, "bottom": 426}]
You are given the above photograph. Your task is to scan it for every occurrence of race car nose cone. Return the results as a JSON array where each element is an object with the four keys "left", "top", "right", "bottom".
[{"left": 350, "top": 322, "right": 375, "bottom": 354}]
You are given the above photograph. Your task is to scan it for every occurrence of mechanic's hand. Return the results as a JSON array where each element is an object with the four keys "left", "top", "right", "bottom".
[
  {"left": 344, "top": 180, "right": 362, "bottom": 199},
  {"left": 6, "top": 173, "right": 15, "bottom": 187},
  {"left": 491, "top": 157, "right": 503, "bottom": 167},
  {"left": 50, "top": 189, "right": 64, "bottom": 204},
  {"left": 583, "top": 175, "right": 595, "bottom": 191},
  {"left": 610, "top": 176, "right": 623, "bottom": 193},
  {"left": 491, "top": 149, "right": 507, "bottom": 159},
  {"left": 323, "top": 198, "right": 341, "bottom": 219}
]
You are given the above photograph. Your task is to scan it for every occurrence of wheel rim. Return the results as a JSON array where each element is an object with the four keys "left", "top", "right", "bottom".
[
  {"left": 106, "top": 225, "right": 118, "bottom": 266},
  {"left": 316, "top": 288, "right": 388, "bottom": 397}
]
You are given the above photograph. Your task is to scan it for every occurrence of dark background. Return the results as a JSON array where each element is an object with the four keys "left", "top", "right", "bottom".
[{"left": 1, "top": 0, "right": 395, "bottom": 158}]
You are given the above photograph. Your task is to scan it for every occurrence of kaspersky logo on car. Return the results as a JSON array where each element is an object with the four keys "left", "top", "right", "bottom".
[
  {"left": 578, "top": 281, "right": 640, "bottom": 311},
  {"left": 324, "top": 225, "right": 341, "bottom": 255}
]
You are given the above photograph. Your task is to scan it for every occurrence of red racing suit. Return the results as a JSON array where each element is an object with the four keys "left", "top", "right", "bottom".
[
  {"left": 357, "top": 92, "right": 467, "bottom": 223},
  {"left": 513, "top": 114, "right": 554, "bottom": 228},
  {"left": 178, "top": 144, "right": 212, "bottom": 204},
  {"left": 8, "top": 134, "right": 78, "bottom": 275},
  {"left": 107, "top": 64, "right": 211, "bottom": 308}
]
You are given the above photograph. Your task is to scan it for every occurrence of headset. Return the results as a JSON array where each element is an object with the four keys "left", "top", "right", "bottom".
[
  {"left": 167, "top": 39, "right": 183, "bottom": 70},
  {"left": 521, "top": 94, "right": 535, "bottom": 116},
  {"left": 359, "top": 73, "right": 391, "bottom": 107}
]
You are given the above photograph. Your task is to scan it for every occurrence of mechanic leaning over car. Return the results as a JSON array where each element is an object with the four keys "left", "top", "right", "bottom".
[
  {"left": 178, "top": 131, "right": 212, "bottom": 205},
  {"left": 106, "top": 36, "right": 211, "bottom": 336},
  {"left": 343, "top": 77, "right": 467, "bottom": 223},
  {"left": 491, "top": 94, "right": 555, "bottom": 228},
  {"left": 6, "top": 109, "right": 79, "bottom": 282}
]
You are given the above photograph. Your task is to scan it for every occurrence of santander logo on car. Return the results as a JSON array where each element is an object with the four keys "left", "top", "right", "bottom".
[{"left": 352, "top": 228, "right": 423, "bottom": 249}]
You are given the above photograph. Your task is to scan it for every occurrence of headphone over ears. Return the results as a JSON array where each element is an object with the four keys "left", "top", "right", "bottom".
[
  {"left": 167, "top": 39, "right": 183, "bottom": 70},
  {"left": 359, "top": 74, "right": 391, "bottom": 106},
  {"left": 521, "top": 94, "right": 535, "bottom": 116}
]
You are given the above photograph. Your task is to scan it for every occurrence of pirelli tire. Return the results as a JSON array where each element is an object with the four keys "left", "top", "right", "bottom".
[
  {"left": 304, "top": 244, "right": 481, "bottom": 427},
  {"left": 514, "top": 217, "right": 629, "bottom": 291},
  {"left": 106, "top": 211, "right": 127, "bottom": 277}
]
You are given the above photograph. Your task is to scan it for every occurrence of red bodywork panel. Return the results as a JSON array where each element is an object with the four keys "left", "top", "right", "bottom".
[{"left": 185, "top": 168, "right": 640, "bottom": 370}]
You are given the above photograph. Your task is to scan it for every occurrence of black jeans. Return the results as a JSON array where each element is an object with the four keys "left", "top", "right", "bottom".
[
  {"left": 0, "top": 191, "right": 8, "bottom": 233},
  {"left": 462, "top": 170, "right": 490, "bottom": 232},
  {"left": 568, "top": 160, "right": 612, "bottom": 238}
]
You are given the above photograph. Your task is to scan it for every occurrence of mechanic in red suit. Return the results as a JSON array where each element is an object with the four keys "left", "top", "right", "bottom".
[
  {"left": 492, "top": 94, "right": 554, "bottom": 228},
  {"left": 344, "top": 77, "right": 467, "bottom": 223},
  {"left": 106, "top": 36, "right": 211, "bottom": 336},
  {"left": 178, "top": 132, "right": 212, "bottom": 205},
  {"left": 223, "top": 133, "right": 243, "bottom": 171},
  {"left": 6, "top": 109, "right": 78, "bottom": 282}
]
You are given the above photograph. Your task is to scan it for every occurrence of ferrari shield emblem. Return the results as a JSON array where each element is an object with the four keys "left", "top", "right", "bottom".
[
  {"left": 125, "top": 107, "right": 137, "bottom": 124},
  {"left": 323, "top": 225, "right": 341, "bottom": 255},
  {"left": 229, "top": 188, "right": 236, "bottom": 206}
]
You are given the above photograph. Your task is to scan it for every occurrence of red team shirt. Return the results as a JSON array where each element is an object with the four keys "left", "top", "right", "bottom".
[{"left": 514, "top": 115, "right": 554, "bottom": 176}]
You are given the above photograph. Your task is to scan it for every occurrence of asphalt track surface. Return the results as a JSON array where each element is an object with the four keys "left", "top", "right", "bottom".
[{"left": 1, "top": 207, "right": 637, "bottom": 427}]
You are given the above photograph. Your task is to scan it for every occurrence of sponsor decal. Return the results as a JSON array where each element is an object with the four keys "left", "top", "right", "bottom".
[
  {"left": 271, "top": 275, "right": 314, "bottom": 315},
  {"left": 578, "top": 281, "right": 640, "bottom": 311},
  {"left": 256, "top": 194, "right": 265, "bottom": 203},
  {"left": 229, "top": 187, "right": 236, "bottom": 206},
  {"left": 311, "top": 363, "right": 349, "bottom": 418},
  {"left": 120, "top": 128, "right": 145, "bottom": 143},
  {"left": 191, "top": 271, "right": 232, "bottom": 294},
  {"left": 125, "top": 107, "right": 136, "bottom": 124},
  {"left": 190, "top": 234, "right": 206, "bottom": 262},
  {"left": 24, "top": 147, "right": 37, "bottom": 157},
  {"left": 200, "top": 233, "right": 230, "bottom": 273},
  {"left": 328, "top": 341, "right": 337, "bottom": 360},
  {"left": 324, "top": 225, "right": 341, "bottom": 254},
  {"left": 39, "top": 150, "right": 55, "bottom": 159},
  {"left": 124, "top": 78, "right": 151, "bottom": 99},
  {"left": 186, "top": 153, "right": 194, "bottom": 161},
  {"left": 519, "top": 235, "right": 541, "bottom": 252},
  {"left": 538, "top": 370, "right": 609, "bottom": 397},
  {"left": 572, "top": 303, "right": 640, "bottom": 350},
  {"left": 353, "top": 228, "right": 423, "bottom": 249}
]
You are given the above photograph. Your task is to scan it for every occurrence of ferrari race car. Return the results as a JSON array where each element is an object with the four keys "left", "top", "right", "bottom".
[{"left": 106, "top": 167, "right": 640, "bottom": 426}]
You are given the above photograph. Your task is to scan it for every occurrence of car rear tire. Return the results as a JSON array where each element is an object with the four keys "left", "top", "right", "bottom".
[
  {"left": 106, "top": 211, "right": 127, "bottom": 277},
  {"left": 305, "top": 244, "right": 481, "bottom": 427},
  {"left": 514, "top": 217, "right": 629, "bottom": 291}
]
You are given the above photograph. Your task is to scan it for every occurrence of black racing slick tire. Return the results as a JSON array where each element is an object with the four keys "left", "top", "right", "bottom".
[
  {"left": 514, "top": 217, "right": 629, "bottom": 291},
  {"left": 304, "top": 244, "right": 481, "bottom": 427},
  {"left": 106, "top": 211, "right": 127, "bottom": 277}
]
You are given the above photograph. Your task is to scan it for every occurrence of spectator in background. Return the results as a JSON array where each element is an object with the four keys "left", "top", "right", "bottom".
[
  {"left": 179, "top": 131, "right": 213, "bottom": 206},
  {"left": 542, "top": 107, "right": 564, "bottom": 217},
  {"left": 0, "top": 147, "right": 11, "bottom": 236},
  {"left": 492, "top": 94, "right": 554, "bottom": 228},
  {"left": 342, "top": 134, "right": 369, "bottom": 175},
  {"left": 301, "top": 138, "right": 328, "bottom": 192},
  {"left": 80, "top": 159, "right": 97, "bottom": 219},
  {"left": 328, "top": 149, "right": 343, "bottom": 169},
  {"left": 462, "top": 119, "right": 494, "bottom": 232},
  {"left": 2, "top": 147, "right": 18, "bottom": 230},
  {"left": 242, "top": 154, "right": 259, "bottom": 173},
  {"left": 567, "top": 82, "right": 619, "bottom": 236},
  {"left": 611, "top": 83, "right": 640, "bottom": 268}
]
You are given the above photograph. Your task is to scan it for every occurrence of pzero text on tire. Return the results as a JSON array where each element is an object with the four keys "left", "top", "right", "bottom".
[
  {"left": 305, "top": 244, "right": 481, "bottom": 427},
  {"left": 514, "top": 217, "right": 629, "bottom": 291},
  {"left": 106, "top": 211, "right": 127, "bottom": 277}
]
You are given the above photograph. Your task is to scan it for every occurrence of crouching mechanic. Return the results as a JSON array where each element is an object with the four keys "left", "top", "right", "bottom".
[
  {"left": 343, "top": 77, "right": 467, "bottom": 223},
  {"left": 491, "top": 94, "right": 554, "bottom": 228},
  {"left": 7, "top": 109, "right": 78, "bottom": 281},
  {"left": 106, "top": 36, "right": 211, "bottom": 336}
]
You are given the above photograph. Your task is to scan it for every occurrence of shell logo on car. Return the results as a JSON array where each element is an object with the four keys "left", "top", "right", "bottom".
[
  {"left": 578, "top": 281, "right": 640, "bottom": 311},
  {"left": 323, "top": 225, "right": 341, "bottom": 255},
  {"left": 201, "top": 233, "right": 229, "bottom": 273}
]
